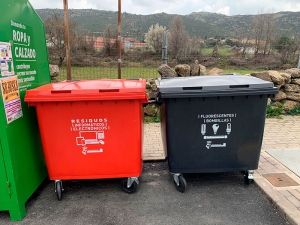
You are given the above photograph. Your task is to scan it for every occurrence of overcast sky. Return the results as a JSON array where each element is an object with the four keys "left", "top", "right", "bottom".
[{"left": 29, "top": 0, "right": 300, "bottom": 16}]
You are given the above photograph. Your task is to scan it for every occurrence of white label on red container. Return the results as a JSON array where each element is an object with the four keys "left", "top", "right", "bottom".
[{"left": 70, "top": 118, "right": 110, "bottom": 155}]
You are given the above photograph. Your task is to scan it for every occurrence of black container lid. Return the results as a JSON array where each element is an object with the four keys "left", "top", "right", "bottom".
[{"left": 156, "top": 74, "right": 278, "bottom": 99}]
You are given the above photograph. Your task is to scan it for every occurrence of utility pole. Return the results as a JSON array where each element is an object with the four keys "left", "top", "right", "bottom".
[
  {"left": 63, "top": 0, "right": 71, "bottom": 80},
  {"left": 117, "top": 0, "right": 122, "bottom": 79},
  {"left": 162, "top": 31, "right": 168, "bottom": 65}
]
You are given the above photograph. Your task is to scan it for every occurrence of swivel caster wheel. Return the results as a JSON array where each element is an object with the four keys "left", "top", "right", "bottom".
[
  {"left": 244, "top": 170, "right": 254, "bottom": 185},
  {"left": 121, "top": 177, "right": 139, "bottom": 194},
  {"left": 55, "top": 180, "right": 63, "bottom": 201},
  {"left": 173, "top": 174, "right": 187, "bottom": 193}
]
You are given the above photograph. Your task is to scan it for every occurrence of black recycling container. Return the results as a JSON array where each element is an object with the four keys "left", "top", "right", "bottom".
[{"left": 156, "top": 74, "right": 278, "bottom": 192}]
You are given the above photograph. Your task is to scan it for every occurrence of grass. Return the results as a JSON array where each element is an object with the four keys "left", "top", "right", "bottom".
[
  {"left": 266, "top": 102, "right": 283, "bottom": 118},
  {"left": 58, "top": 66, "right": 161, "bottom": 80},
  {"left": 57, "top": 64, "right": 273, "bottom": 81},
  {"left": 144, "top": 115, "right": 161, "bottom": 123},
  {"left": 201, "top": 46, "right": 234, "bottom": 57}
]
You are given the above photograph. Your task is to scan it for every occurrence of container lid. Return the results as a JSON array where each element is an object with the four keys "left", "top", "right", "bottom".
[
  {"left": 25, "top": 79, "right": 148, "bottom": 102},
  {"left": 156, "top": 74, "right": 278, "bottom": 99}
]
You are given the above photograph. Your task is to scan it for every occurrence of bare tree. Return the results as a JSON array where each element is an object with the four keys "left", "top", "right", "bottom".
[
  {"left": 250, "top": 12, "right": 277, "bottom": 56},
  {"left": 185, "top": 38, "right": 202, "bottom": 57},
  {"left": 144, "top": 23, "right": 166, "bottom": 54},
  {"left": 168, "top": 16, "right": 189, "bottom": 59},
  {"left": 263, "top": 14, "right": 277, "bottom": 55},
  {"left": 235, "top": 21, "right": 253, "bottom": 56},
  {"left": 103, "top": 24, "right": 118, "bottom": 56},
  {"left": 45, "top": 12, "right": 77, "bottom": 66},
  {"left": 72, "top": 30, "right": 95, "bottom": 54},
  {"left": 251, "top": 14, "right": 265, "bottom": 56},
  {"left": 45, "top": 12, "right": 94, "bottom": 66}
]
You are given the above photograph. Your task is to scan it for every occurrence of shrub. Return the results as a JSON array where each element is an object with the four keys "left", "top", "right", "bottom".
[
  {"left": 266, "top": 102, "right": 283, "bottom": 118},
  {"left": 286, "top": 106, "right": 300, "bottom": 116},
  {"left": 228, "top": 57, "right": 248, "bottom": 67},
  {"left": 251, "top": 54, "right": 283, "bottom": 70}
]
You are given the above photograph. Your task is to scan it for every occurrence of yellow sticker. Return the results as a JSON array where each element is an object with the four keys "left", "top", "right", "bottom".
[{"left": 1, "top": 76, "right": 19, "bottom": 102}]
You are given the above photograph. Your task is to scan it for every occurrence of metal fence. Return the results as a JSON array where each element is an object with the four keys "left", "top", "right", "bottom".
[{"left": 48, "top": 38, "right": 300, "bottom": 81}]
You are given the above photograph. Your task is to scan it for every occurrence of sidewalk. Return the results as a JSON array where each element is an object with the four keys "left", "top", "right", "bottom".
[{"left": 143, "top": 115, "right": 300, "bottom": 225}]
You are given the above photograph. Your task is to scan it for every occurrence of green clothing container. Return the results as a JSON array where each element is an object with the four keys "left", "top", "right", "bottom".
[{"left": 0, "top": 0, "right": 50, "bottom": 220}]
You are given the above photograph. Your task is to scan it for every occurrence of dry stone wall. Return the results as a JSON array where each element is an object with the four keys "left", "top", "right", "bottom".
[
  {"left": 49, "top": 64, "right": 59, "bottom": 82},
  {"left": 250, "top": 68, "right": 300, "bottom": 110},
  {"left": 146, "top": 64, "right": 300, "bottom": 118}
]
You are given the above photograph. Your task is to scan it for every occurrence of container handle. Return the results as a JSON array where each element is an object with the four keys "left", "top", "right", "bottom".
[
  {"left": 229, "top": 85, "right": 249, "bottom": 89},
  {"left": 182, "top": 87, "right": 203, "bottom": 90},
  {"left": 99, "top": 89, "right": 119, "bottom": 92},
  {"left": 143, "top": 99, "right": 157, "bottom": 106},
  {"left": 51, "top": 90, "right": 72, "bottom": 93}
]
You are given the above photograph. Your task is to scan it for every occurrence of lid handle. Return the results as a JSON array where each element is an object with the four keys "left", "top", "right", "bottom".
[
  {"left": 99, "top": 89, "right": 119, "bottom": 92},
  {"left": 182, "top": 87, "right": 203, "bottom": 90},
  {"left": 51, "top": 90, "right": 72, "bottom": 93},
  {"left": 229, "top": 85, "right": 249, "bottom": 89}
]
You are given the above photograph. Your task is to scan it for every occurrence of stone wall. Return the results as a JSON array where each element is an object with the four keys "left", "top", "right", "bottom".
[
  {"left": 49, "top": 64, "right": 59, "bottom": 82},
  {"left": 250, "top": 68, "right": 300, "bottom": 110},
  {"left": 146, "top": 64, "right": 300, "bottom": 118}
]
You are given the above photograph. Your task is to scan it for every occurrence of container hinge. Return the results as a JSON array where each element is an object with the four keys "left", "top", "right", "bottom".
[{"left": 7, "top": 181, "right": 12, "bottom": 197}]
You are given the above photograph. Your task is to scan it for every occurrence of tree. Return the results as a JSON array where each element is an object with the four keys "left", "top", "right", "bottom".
[
  {"left": 263, "top": 14, "right": 276, "bottom": 55},
  {"left": 103, "top": 24, "right": 118, "bottom": 56},
  {"left": 250, "top": 13, "right": 277, "bottom": 56},
  {"left": 45, "top": 13, "right": 76, "bottom": 66},
  {"left": 212, "top": 38, "right": 221, "bottom": 57},
  {"left": 45, "top": 12, "right": 94, "bottom": 66},
  {"left": 251, "top": 14, "right": 265, "bottom": 56},
  {"left": 274, "top": 36, "right": 298, "bottom": 64},
  {"left": 234, "top": 21, "right": 253, "bottom": 56},
  {"left": 168, "top": 16, "right": 189, "bottom": 59},
  {"left": 144, "top": 23, "right": 166, "bottom": 54}
]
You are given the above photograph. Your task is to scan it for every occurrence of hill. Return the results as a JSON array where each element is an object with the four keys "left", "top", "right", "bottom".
[{"left": 36, "top": 9, "right": 300, "bottom": 39}]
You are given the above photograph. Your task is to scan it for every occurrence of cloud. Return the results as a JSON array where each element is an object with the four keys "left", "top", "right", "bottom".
[
  {"left": 217, "top": 6, "right": 230, "bottom": 16},
  {"left": 204, "top": 5, "right": 213, "bottom": 12},
  {"left": 70, "top": 0, "right": 95, "bottom": 9},
  {"left": 279, "top": 2, "right": 300, "bottom": 12},
  {"left": 153, "top": 9, "right": 162, "bottom": 14}
]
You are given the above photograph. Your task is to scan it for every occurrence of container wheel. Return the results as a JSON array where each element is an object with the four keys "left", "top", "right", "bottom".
[
  {"left": 244, "top": 171, "right": 253, "bottom": 185},
  {"left": 121, "top": 178, "right": 138, "bottom": 194},
  {"left": 173, "top": 175, "right": 187, "bottom": 193},
  {"left": 55, "top": 181, "right": 63, "bottom": 201}
]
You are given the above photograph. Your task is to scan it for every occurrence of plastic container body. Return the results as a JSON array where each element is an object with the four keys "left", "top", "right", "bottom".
[
  {"left": 156, "top": 75, "right": 278, "bottom": 173},
  {"left": 25, "top": 79, "right": 148, "bottom": 180}
]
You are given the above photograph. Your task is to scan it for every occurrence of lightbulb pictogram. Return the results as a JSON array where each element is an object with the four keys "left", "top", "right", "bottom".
[{"left": 212, "top": 124, "right": 219, "bottom": 134}]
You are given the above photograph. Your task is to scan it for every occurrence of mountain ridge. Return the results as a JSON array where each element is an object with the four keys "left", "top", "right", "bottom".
[{"left": 36, "top": 9, "right": 300, "bottom": 39}]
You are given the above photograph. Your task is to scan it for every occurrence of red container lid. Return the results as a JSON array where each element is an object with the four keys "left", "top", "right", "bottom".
[{"left": 25, "top": 79, "right": 148, "bottom": 102}]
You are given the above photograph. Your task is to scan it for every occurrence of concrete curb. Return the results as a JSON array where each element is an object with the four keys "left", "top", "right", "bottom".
[{"left": 254, "top": 176, "right": 300, "bottom": 225}]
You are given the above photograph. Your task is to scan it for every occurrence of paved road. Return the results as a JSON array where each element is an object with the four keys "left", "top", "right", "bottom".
[{"left": 0, "top": 161, "right": 288, "bottom": 225}]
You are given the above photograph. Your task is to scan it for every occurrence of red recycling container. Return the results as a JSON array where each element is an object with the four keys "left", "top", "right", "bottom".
[{"left": 25, "top": 79, "right": 148, "bottom": 200}]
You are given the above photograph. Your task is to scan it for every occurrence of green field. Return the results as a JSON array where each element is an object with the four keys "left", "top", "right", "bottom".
[
  {"left": 223, "top": 69, "right": 266, "bottom": 75},
  {"left": 201, "top": 46, "right": 234, "bottom": 57},
  {"left": 58, "top": 66, "right": 160, "bottom": 80}
]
